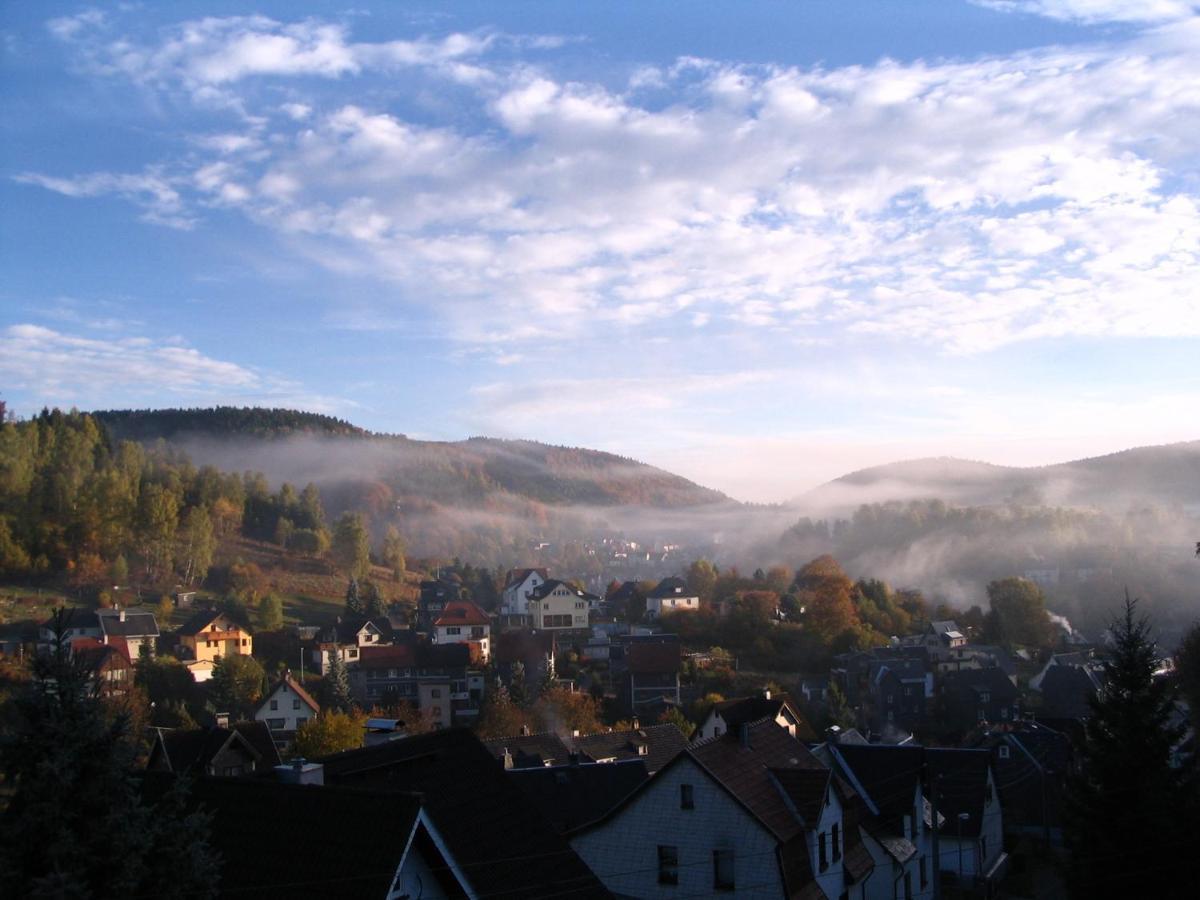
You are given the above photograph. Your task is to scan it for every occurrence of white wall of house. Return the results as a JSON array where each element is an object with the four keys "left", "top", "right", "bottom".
[
  {"left": 433, "top": 623, "right": 490, "bottom": 662},
  {"left": 804, "top": 781, "right": 848, "bottom": 900},
  {"left": 571, "top": 756, "right": 786, "bottom": 899},
  {"left": 254, "top": 680, "right": 318, "bottom": 734},
  {"left": 502, "top": 571, "right": 545, "bottom": 617},
  {"left": 531, "top": 585, "right": 588, "bottom": 630},
  {"left": 645, "top": 595, "right": 699, "bottom": 620},
  {"left": 418, "top": 681, "right": 453, "bottom": 729},
  {"left": 694, "top": 708, "right": 798, "bottom": 743}
]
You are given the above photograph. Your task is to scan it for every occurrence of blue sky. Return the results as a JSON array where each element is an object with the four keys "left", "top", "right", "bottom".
[{"left": 3, "top": 1, "right": 1199, "bottom": 502}]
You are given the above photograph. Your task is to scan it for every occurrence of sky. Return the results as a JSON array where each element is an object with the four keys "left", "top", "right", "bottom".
[{"left": 2, "top": 1, "right": 1199, "bottom": 503}]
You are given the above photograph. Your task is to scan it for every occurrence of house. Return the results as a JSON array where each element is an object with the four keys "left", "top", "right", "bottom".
[
  {"left": 939, "top": 667, "right": 1021, "bottom": 733},
  {"left": 509, "top": 759, "right": 649, "bottom": 833},
  {"left": 70, "top": 637, "right": 133, "bottom": 694},
  {"left": 417, "top": 578, "right": 460, "bottom": 631},
  {"left": 38, "top": 608, "right": 102, "bottom": 647},
  {"left": 694, "top": 691, "right": 817, "bottom": 742},
  {"left": 966, "top": 719, "right": 1074, "bottom": 845},
  {"left": 493, "top": 629, "right": 556, "bottom": 690},
  {"left": 570, "top": 717, "right": 854, "bottom": 899},
  {"left": 484, "top": 730, "right": 575, "bottom": 769},
  {"left": 141, "top": 774, "right": 477, "bottom": 900},
  {"left": 499, "top": 567, "right": 549, "bottom": 624},
  {"left": 1038, "top": 663, "right": 1105, "bottom": 719},
  {"left": 527, "top": 579, "right": 590, "bottom": 631},
  {"left": 864, "top": 657, "right": 930, "bottom": 735},
  {"left": 620, "top": 640, "right": 681, "bottom": 716},
  {"left": 431, "top": 600, "right": 491, "bottom": 662},
  {"left": 317, "top": 728, "right": 611, "bottom": 899},
  {"left": 255, "top": 671, "right": 320, "bottom": 747},
  {"left": 899, "top": 620, "right": 967, "bottom": 662},
  {"left": 1028, "top": 649, "right": 1099, "bottom": 691},
  {"left": 819, "top": 743, "right": 930, "bottom": 900},
  {"left": 643, "top": 576, "right": 699, "bottom": 620},
  {"left": 311, "top": 617, "right": 391, "bottom": 675},
  {"left": 571, "top": 722, "right": 690, "bottom": 775},
  {"left": 177, "top": 609, "right": 253, "bottom": 665},
  {"left": 926, "top": 748, "right": 1008, "bottom": 892},
  {"left": 94, "top": 607, "right": 159, "bottom": 659},
  {"left": 147, "top": 721, "right": 281, "bottom": 777},
  {"left": 351, "top": 641, "right": 482, "bottom": 728},
  {"left": 606, "top": 580, "right": 643, "bottom": 619}
]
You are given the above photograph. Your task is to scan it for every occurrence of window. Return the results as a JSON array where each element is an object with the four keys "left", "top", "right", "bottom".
[
  {"left": 819, "top": 832, "right": 828, "bottom": 871},
  {"left": 241, "top": 638, "right": 248, "bottom": 647},
  {"left": 296, "top": 717, "right": 307, "bottom": 727},
  {"left": 998, "top": 745, "right": 1010, "bottom": 759},
  {"left": 680, "top": 784, "right": 694, "bottom": 810},
  {"left": 713, "top": 849, "right": 735, "bottom": 890},
  {"left": 431, "top": 688, "right": 442, "bottom": 698},
  {"left": 575, "top": 602, "right": 585, "bottom": 609},
  {"left": 904, "top": 814, "right": 913, "bottom": 838},
  {"left": 981, "top": 691, "right": 991, "bottom": 703},
  {"left": 267, "top": 718, "right": 285, "bottom": 730},
  {"left": 981, "top": 836, "right": 987, "bottom": 861},
  {"left": 920, "top": 856, "right": 928, "bottom": 888},
  {"left": 832, "top": 823, "right": 841, "bottom": 861},
  {"left": 293, "top": 699, "right": 301, "bottom": 710},
  {"left": 349, "top": 647, "right": 358, "bottom": 658},
  {"left": 904, "top": 871, "right": 912, "bottom": 900},
  {"left": 447, "top": 626, "right": 461, "bottom": 635},
  {"left": 270, "top": 699, "right": 278, "bottom": 711},
  {"left": 657, "top": 846, "right": 679, "bottom": 885}
]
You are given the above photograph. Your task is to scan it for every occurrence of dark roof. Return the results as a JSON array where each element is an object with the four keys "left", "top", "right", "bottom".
[
  {"left": 942, "top": 666, "right": 1019, "bottom": 699},
  {"left": 770, "top": 767, "right": 831, "bottom": 827},
  {"left": 177, "top": 609, "right": 231, "bottom": 637},
  {"left": 493, "top": 629, "right": 556, "bottom": 665},
  {"left": 626, "top": 641, "right": 680, "bottom": 674},
  {"left": 571, "top": 723, "right": 688, "bottom": 774},
  {"left": 318, "top": 728, "right": 610, "bottom": 899},
  {"left": 870, "top": 658, "right": 926, "bottom": 684},
  {"left": 483, "top": 732, "right": 573, "bottom": 769},
  {"left": 43, "top": 608, "right": 100, "bottom": 631},
  {"left": 508, "top": 760, "right": 649, "bottom": 832},
  {"left": 607, "top": 581, "right": 642, "bottom": 604},
  {"left": 830, "top": 744, "right": 924, "bottom": 823},
  {"left": 648, "top": 576, "right": 692, "bottom": 599},
  {"left": 96, "top": 608, "right": 160, "bottom": 638},
  {"left": 711, "top": 694, "right": 818, "bottom": 741},
  {"left": 1040, "top": 664, "right": 1105, "bottom": 718},
  {"left": 151, "top": 776, "right": 423, "bottom": 899},
  {"left": 150, "top": 722, "right": 281, "bottom": 775},
  {"left": 357, "top": 641, "right": 470, "bottom": 670},
  {"left": 925, "top": 748, "right": 992, "bottom": 838}
]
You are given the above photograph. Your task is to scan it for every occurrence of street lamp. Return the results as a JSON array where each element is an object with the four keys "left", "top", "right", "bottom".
[{"left": 957, "top": 813, "right": 970, "bottom": 898}]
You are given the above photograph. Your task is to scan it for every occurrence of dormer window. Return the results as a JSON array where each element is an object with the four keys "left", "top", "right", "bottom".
[{"left": 998, "top": 745, "right": 1010, "bottom": 759}]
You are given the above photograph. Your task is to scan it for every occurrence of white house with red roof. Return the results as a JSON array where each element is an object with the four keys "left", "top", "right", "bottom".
[{"left": 432, "top": 600, "right": 491, "bottom": 663}]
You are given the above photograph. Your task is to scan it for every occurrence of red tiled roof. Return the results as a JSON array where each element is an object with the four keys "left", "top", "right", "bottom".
[
  {"left": 358, "top": 644, "right": 417, "bottom": 668},
  {"left": 278, "top": 672, "right": 320, "bottom": 713},
  {"left": 433, "top": 601, "right": 490, "bottom": 627}
]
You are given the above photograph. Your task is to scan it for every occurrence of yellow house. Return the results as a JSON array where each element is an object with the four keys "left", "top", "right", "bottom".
[{"left": 179, "top": 610, "right": 253, "bottom": 663}]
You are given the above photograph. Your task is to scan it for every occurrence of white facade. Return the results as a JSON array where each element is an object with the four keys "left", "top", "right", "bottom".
[
  {"left": 937, "top": 768, "right": 1005, "bottom": 883},
  {"left": 645, "top": 593, "right": 699, "bottom": 620},
  {"left": 694, "top": 701, "right": 802, "bottom": 743},
  {"left": 571, "top": 756, "right": 788, "bottom": 899},
  {"left": 432, "top": 622, "right": 490, "bottom": 662},
  {"left": 501, "top": 570, "right": 546, "bottom": 618},
  {"left": 255, "top": 677, "right": 319, "bottom": 735},
  {"left": 530, "top": 584, "right": 588, "bottom": 631}
]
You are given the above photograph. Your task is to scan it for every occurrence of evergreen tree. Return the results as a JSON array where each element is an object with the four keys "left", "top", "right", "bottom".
[
  {"left": 322, "top": 651, "right": 353, "bottom": 713},
  {"left": 475, "top": 680, "right": 528, "bottom": 739},
  {"left": 509, "top": 660, "right": 527, "bottom": 707},
  {"left": 344, "top": 577, "right": 363, "bottom": 617},
  {"left": 256, "top": 593, "right": 284, "bottom": 632},
  {"left": 0, "top": 610, "right": 219, "bottom": 897},
  {"left": 332, "top": 512, "right": 371, "bottom": 580},
  {"left": 362, "top": 580, "right": 385, "bottom": 618},
  {"left": 1063, "top": 596, "right": 1197, "bottom": 898}
]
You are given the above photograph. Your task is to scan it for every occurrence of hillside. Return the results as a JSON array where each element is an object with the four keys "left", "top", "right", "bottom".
[
  {"left": 90, "top": 407, "right": 728, "bottom": 511},
  {"left": 799, "top": 442, "right": 1200, "bottom": 514}
]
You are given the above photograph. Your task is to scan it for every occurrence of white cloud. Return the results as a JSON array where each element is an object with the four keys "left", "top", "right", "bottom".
[
  {"left": 0, "top": 323, "right": 345, "bottom": 413},
  {"left": 27, "top": 11, "right": 1200, "bottom": 354},
  {"left": 975, "top": 0, "right": 1200, "bottom": 24}
]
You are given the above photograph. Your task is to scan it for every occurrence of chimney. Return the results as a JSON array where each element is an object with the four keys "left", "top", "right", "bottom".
[
  {"left": 119, "top": 608, "right": 126, "bottom": 623},
  {"left": 826, "top": 725, "right": 842, "bottom": 744},
  {"left": 572, "top": 729, "right": 580, "bottom": 738},
  {"left": 568, "top": 751, "right": 580, "bottom": 766},
  {"left": 631, "top": 717, "right": 640, "bottom": 731},
  {"left": 520, "top": 724, "right": 531, "bottom": 736},
  {"left": 502, "top": 748, "right": 514, "bottom": 770},
  {"left": 739, "top": 723, "right": 751, "bottom": 749},
  {"left": 215, "top": 712, "right": 230, "bottom": 729},
  {"left": 276, "top": 758, "right": 324, "bottom": 786},
  {"left": 762, "top": 688, "right": 771, "bottom": 700}
]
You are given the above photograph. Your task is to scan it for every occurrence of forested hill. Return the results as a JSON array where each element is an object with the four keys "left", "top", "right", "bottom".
[
  {"left": 93, "top": 407, "right": 370, "bottom": 442},
  {"left": 799, "top": 442, "right": 1200, "bottom": 513},
  {"left": 89, "top": 407, "right": 729, "bottom": 510}
]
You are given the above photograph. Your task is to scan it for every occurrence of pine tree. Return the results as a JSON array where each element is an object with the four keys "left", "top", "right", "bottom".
[
  {"left": 344, "top": 577, "right": 363, "bottom": 617},
  {"left": 0, "top": 609, "right": 219, "bottom": 897},
  {"left": 1063, "top": 596, "right": 1197, "bottom": 898},
  {"left": 322, "top": 651, "right": 353, "bottom": 713}
]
